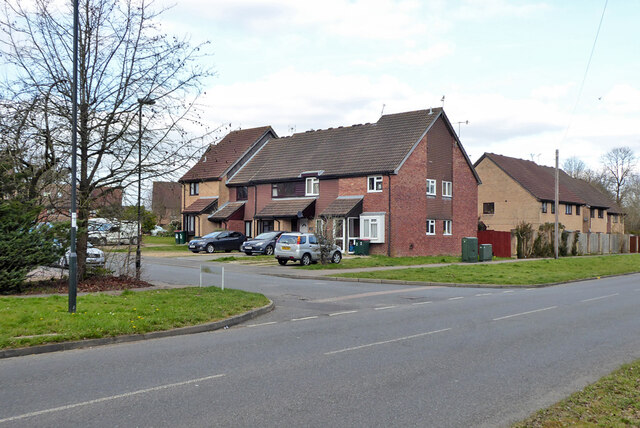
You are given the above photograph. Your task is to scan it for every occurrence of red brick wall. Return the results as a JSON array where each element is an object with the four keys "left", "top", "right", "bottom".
[
  {"left": 389, "top": 116, "right": 478, "bottom": 256},
  {"left": 338, "top": 175, "right": 390, "bottom": 255},
  {"left": 317, "top": 179, "right": 339, "bottom": 214}
]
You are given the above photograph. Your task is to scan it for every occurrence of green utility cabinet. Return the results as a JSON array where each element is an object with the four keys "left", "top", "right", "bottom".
[
  {"left": 174, "top": 230, "right": 187, "bottom": 244},
  {"left": 461, "top": 237, "right": 479, "bottom": 262},
  {"left": 479, "top": 244, "right": 493, "bottom": 262},
  {"left": 353, "top": 239, "right": 371, "bottom": 255}
]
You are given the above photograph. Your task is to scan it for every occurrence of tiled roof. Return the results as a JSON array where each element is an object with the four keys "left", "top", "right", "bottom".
[
  {"left": 320, "top": 196, "right": 364, "bottom": 217},
  {"left": 182, "top": 197, "right": 218, "bottom": 214},
  {"left": 180, "top": 126, "right": 275, "bottom": 182},
  {"left": 478, "top": 153, "right": 620, "bottom": 210},
  {"left": 255, "top": 198, "right": 316, "bottom": 218},
  {"left": 208, "top": 201, "right": 245, "bottom": 221},
  {"left": 228, "top": 109, "right": 447, "bottom": 185},
  {"left": 152, "top": 182, "right": 181, "bottom": 210}
]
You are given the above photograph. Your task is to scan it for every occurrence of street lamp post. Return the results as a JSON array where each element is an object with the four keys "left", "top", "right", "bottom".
[{"left": 136, "top": 96, "right": 155, "bottom": 281}]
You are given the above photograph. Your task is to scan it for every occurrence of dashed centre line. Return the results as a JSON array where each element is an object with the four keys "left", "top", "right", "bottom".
[
  {"left": 246, "top": 322, "right": 277, "bottom": 328},
  {"left": 580, "top": 293, "right": 619, "bottom": 303},
  {"left": 412, "top": 301, "right": 432, "bottom": 305},
  {"left": 0, "top": 374, "right": 226, "bottom": 424},
  {"left": 292, "top": 316, "right": 318, "bottom": 322},
  {"left": 374, "top": 306, "right": 397, "bottom": 311},
  {"left": 448, "top": 296, "right": 464, "bottom": 301},
  {"left": 493, "top": 306, "right": 557, "bottom": 321},
  {"left": 475, "top": 293, "right": 492, "bottom": 296},
  {"left": 502, "top": 290, "right": 515, "bottom": 293},
  {"left": 329, "top": 310, "right": 358, "bottom": 317},
  {"left": 325, "top": 328, "right": 451, "bottom": 355}
]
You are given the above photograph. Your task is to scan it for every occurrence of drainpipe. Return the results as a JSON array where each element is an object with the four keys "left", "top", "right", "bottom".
[
  {"left": 253, "top": 184, "right": 257, "bottom": 236},
  {"left": 387, "top": 173, "right": 392, "bottom": 257}
]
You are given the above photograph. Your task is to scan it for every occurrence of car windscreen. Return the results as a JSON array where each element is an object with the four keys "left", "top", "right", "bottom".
[
  {"left": 202, "top": 232, "right": 221, "bottom": 239},
  {"left": 255, "top": 232, "right": 278, "bottom": 240}
]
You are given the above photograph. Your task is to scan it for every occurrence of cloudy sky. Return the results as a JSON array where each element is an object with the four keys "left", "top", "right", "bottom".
[{"left": 157, "top": 0, "right": 639, "bottom": 170}]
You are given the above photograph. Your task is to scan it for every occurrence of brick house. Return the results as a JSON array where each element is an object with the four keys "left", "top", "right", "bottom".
[
  {"left": 178, "top": 126, "right": 277, "bottom": 237},
  {"left": 475, "top": 153, "right": 625, "bottom": 234},
  {"left": 151, "top": 181, "right": 181, "bottom": 226},
  {"left": 224, "top": 108, "right": 480, "bottom": 256}
]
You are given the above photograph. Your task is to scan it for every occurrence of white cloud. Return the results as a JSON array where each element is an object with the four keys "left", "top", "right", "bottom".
[
  {"left": 531, "top": 82, "right": 576, "bottom": 100},
  {"left": 353, "top": 42, "right": 455, "bottom": 67}
]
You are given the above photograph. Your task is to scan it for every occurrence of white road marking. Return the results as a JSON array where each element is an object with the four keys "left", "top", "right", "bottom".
[
  {"left": 525, "top": 288, "right": 536, "bottom": 291},
  {"left": 580, "top": 293, "right": 619, "bottom": 303},
  {"left": 329, "top": 310, "right": 358, "bottom": 317},
  {"left": 503, "top": 290, "right": 514, "bottom": 293},
  {"left": 374, "top": 306, "right": 397, "bottom": 310},
  {"left": 475, "top": 293, "right": 492, "bottom": 296},
  {"left": 325, "top": 328, "right": 451, "bottom": 355},
  {"left": 0, "top": 374, "right": 226, "bottom": 424},
  {"left": 246, "top": 322, "right": 277, "bottom": 328},
  {"left": 411, "top": 301, "right": 432, "bottom": 305},
  {"left": 291, "top": 316, "right": 318, "bottom": 321},
  {"left": 313, "top": 287, "right": 438, "bottom": 303},
  {"left": 448, "top": 296, "right": 464, "bottom": 301},
  {"left": 493, "top": 306, "right": 557, "bottom": 321}
]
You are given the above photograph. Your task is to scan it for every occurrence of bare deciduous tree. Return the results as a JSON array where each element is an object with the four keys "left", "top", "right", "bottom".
[
  {"left": 562, "top": 156, "right": 587, "bottom": 179},
  {"left": 601, "top": 146, "right": 636, "bottom": 205},
  {"left": 1, "top": 0, "right": 216, "bottom": 277}
]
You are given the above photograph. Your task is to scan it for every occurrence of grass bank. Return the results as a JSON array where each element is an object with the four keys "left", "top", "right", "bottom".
[
  {"left": 0, "top": 287, "right": 269, "bottom": 350},
  {"left": 298, "top": 254, "right": 463, "bottom": 270},
  {"left": 334, "top": 254, "right": 640, "bottom": 285},
  {"left": 109, "top": 236, "right": 190, "bottom": 253},
  {"left": 514, "top": 359, "right": 640, "bottom": 427}
]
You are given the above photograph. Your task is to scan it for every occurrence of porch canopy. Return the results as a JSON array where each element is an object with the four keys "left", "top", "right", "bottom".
[
  {"left": 255, "top": 198, "right": 316, "bottom": 219},
  {"left": 320, "top": 195, "right": 363, "bottom": 218},
  {"left": 208, "top": 201, "right": 245, "bottom": 222},
  {"left": 182, "top": 197, "right": 218, "bottom": 214}
]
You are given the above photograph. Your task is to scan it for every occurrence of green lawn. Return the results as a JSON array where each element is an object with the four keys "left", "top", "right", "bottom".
[
  {"left": 0, "top": 287, "right": 269, "bottom": 350},
  {"left": 514, "top": 359, "right": 640, "bottom": 427},
  {"left": 297, "top": 254, "right": 463, "bottom": 270},
  {"left": 335, "top": 254, "right": 640, "bottom": 285}
]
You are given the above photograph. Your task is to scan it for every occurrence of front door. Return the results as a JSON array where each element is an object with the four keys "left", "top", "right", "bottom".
[{"left": 299, "top": 219, "right": 308, "bottom": 233}]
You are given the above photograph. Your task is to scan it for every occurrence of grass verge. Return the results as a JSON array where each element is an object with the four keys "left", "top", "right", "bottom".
[
  {"left": 334, "top": 254, "right": 640, "bottom": 285},
  {"left": 513, "top": 359, "right": 640, "bottom": 427},
  {"left": 297, "top": 254, "right": 463, "bottom": 270},
  {"left": 0, "top": 287, "right": 269, "bottom": 350}
]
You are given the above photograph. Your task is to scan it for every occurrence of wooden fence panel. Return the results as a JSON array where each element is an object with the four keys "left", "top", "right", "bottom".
[{"left": 477, "top": 230, "right": 512, "bottom": 258}]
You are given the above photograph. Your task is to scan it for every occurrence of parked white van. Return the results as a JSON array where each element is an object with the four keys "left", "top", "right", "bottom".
[{"left": 88, "top": 218, "right": 138, "bottom": 246}]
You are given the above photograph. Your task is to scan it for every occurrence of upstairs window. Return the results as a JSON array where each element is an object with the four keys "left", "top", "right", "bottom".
[
  {"left": 368, "top": 176, "right": 383, "bottom": 193},
  {"left": 483, "top": 202, "right": 495, "bottom": 215},
  {"left": 576, "top": 205, "right": 581, "bottom": 216},
  {"left": 426, "top": 179, "right": 436, "bottom": 196},
  {"left": 189, "top": 182, "right": 199, "bottom": 196},
  {"left": 551, "top": 203, "right": 555, "bottom": 214},
  {"left": 272, "top": 184, "right": 278, "bottom": 197},
  {"left": 598, "top": 209, "right": 604, "bottom": 218},
  {"left": 612, "top": 214, "right": 618, "bottom": 223},
  {"left": 305, "top": 177, "right": 319, "bottom": 196},
  {"left": 541, "top": 202, "right": 548, "bottom": 213},
  {"left": 565, "top": 204, "right": 572, "bottom": 215},
  {"left": 442, "top": 181, "right": 452, "bottom": 198},
  {"left": 590, "top": 208, "right": 595, "bottom": 218},
  {"left": 237, "top": 186, "right": 248, "bottom": 201}
]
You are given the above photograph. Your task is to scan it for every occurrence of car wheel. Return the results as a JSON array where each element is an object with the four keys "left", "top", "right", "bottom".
[
  {"left": 265, "top": 245, "right": 274, "bottom": 256},
  {"left": 278, "top": 259, "right": 287, "bottom": 266},
  {"left": 332, "top": 251, "right": 342, "bottom": 264},
  {"left": 206, "top": 243, "right": 215, "bottom": 253},
  {"left": 301, "top": 253, "right": 311, "bottom": 266},
  {"left": 225, "top": 249, "right": 231, "bottom": 253},
  {"left": 245, "top": 251, "right": 252, "bottom": 256}
]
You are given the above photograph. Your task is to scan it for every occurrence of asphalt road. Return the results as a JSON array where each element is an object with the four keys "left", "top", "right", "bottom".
[{"left": 1, "top": 257, "right": 640, "bottom": 427}]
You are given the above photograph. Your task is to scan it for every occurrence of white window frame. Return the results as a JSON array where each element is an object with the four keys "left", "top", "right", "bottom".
[
  {"left": 443, "top": 220, "right": 452, "bottom": 235},
  {"left": 360, "top": 213, "right": 385, "bottom": 244},
  {"left": 305, "top": 177, "right": 319, "bottom": 196},
  {"left": 426, "top": 179, "right": 436, "bottom": 196},
  {"left": 442, "top": 181, "right": 452, "bottom": 198},
  {"left": 189, "top": 182, "right": 199, "bottom": 196},
  {"left": 565, "top": 204, "right": 572, "bottom": 215},
  {"left": 367, "top": 176, "right": 383, "bottom": 193},
  {"left": 426, "top": 219, "right": 436, "bottom": 235}
]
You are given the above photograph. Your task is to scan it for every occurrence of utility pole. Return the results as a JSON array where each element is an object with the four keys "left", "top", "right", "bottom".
[
  {"left": 554, "top": 149, "right": 559, "bottom": 259},
  {"left": 68, "top": 0, "right": 79, "bottom": 313}
]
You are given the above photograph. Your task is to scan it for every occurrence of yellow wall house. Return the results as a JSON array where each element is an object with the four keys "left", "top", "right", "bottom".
[
  {"left": 475, "top": 153, "right": 625, "bottom": 234},
  {"left": 179, "top": 126, "right": 277, "bottom": 237}
]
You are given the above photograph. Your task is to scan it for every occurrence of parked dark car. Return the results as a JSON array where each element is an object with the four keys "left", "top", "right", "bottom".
[
  {"left": 241, "top": 231, "right": 287, "bottom": 255},
  {"left": 188, "top": 231, "right": 246, "bottom": 253}
]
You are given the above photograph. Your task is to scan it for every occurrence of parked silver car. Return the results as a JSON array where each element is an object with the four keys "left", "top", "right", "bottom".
[{"left": 274, "top": 232, "right": 342, "bottom": 266}]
